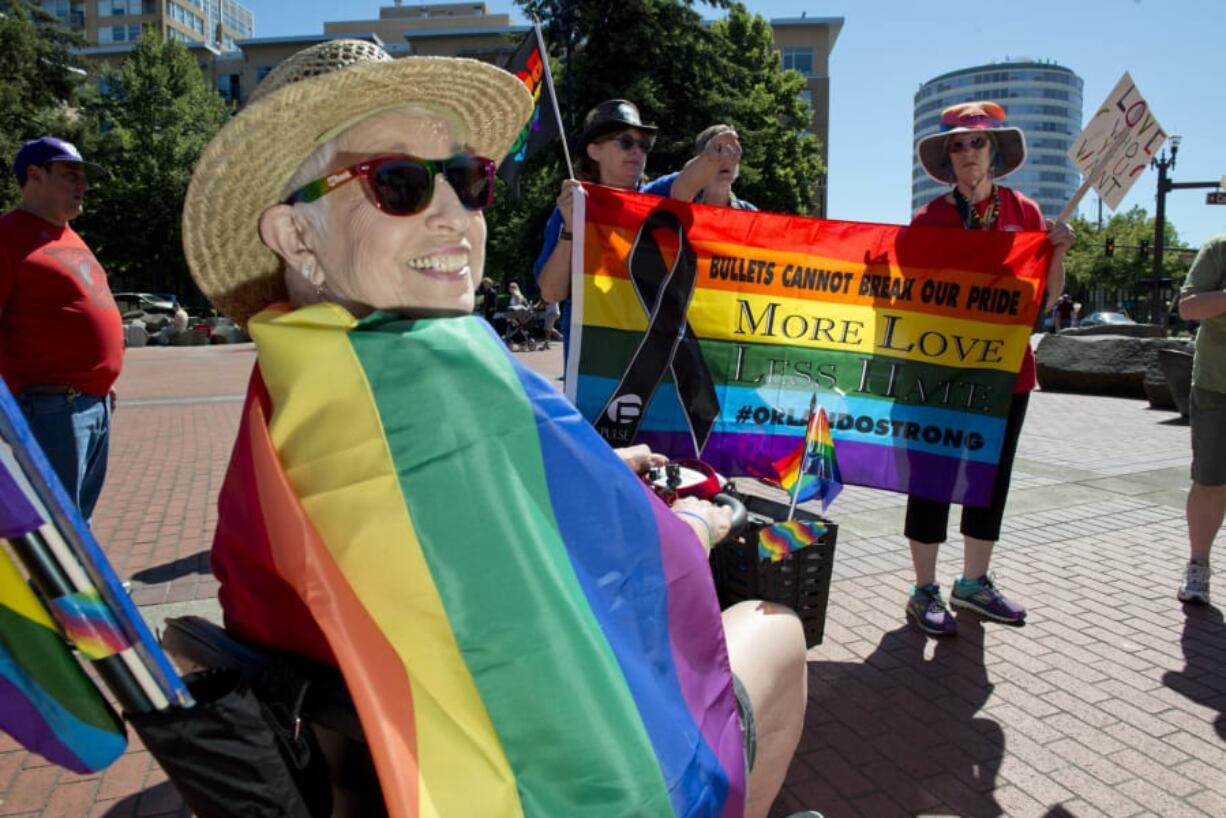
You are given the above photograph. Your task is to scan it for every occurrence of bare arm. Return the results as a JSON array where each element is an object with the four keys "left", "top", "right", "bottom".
[
  {"left": 1179, "top": 242, "right": 1226, "bottom": 321},
  {"left": 614, "top": 444, "right": 668, "bottom": 474},
  {"left": 1043, "top": 219, "right": 1074, "bottom": 310},
  {"left": 667, "top": 130, "right": 742, "bottom": 203},
  {"left": 537, "top": 242, "right": 571, "bottom": 303},
  {"left": 1179, "top": 289, "right": 1226, "bottom": 321},
  {"left": 671, "top": 496, "right": 732, "bottom": 554},
  {"left": 537, "top": 180, "right": 583, "bottom": 303}
]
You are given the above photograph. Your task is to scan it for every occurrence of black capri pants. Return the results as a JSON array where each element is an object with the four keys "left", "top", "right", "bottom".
[{"left": 904, "top": 391, "right": 1030, "bottom": 544}]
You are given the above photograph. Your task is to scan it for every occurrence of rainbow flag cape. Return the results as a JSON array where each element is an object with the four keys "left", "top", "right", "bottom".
[
  {"left": 567, "top": 185, "right": 1050, "bottom": 505},
  {"left": 758, "top": 520, "right": 827, "bottom": 563},
  {"left": 772, "top": 405, "right": 842, "bottom": 510},
  {"left": 0, "top": 460, "right": 126, "bottom": 773},
  {"left": 234, "top": 304, "right": 745, "bottom": 817}
]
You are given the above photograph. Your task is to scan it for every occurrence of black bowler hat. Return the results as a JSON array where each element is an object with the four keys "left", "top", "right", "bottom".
[{"left": 576, "top": 99, "right": 658, "bottom": 153}]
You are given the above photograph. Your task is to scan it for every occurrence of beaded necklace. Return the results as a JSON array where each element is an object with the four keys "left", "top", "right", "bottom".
[{"left": 952, "top": 184, "right": 1000, "bottom": 231}]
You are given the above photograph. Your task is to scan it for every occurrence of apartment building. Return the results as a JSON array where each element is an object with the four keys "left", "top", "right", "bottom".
[
  {"left": 58, "top": 2, "right": 841, "bottom": 210},
  {"left": 39, "top": 0, "right": 253, "bottom": 51}
]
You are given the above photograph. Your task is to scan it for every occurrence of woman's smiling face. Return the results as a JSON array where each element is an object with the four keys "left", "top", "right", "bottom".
[{"left": 308, "top": 109, "right": 486, "bottom": 316}]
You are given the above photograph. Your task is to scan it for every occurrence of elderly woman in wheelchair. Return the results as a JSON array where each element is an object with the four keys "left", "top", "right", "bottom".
[{"left": 171, "top": 39, "right": 816, "bottom": 818}]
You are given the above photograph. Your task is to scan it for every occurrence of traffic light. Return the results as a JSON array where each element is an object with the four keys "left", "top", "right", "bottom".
[
  {"left": 1139, "top": 239, "right": 1150, "bottom": 262},
  {"left": 1104, "top": 237, "right": 1115, "bottom": 257}
]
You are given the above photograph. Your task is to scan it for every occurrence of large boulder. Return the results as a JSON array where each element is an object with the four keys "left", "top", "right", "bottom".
[
  {"left": 1158, "top": 348, "right": 1194, "bottom": 416},
  {"left": 170, "top": 328, "right": 209, "bottom": 347},
  {"left": 1144, "top": 357, "right": 1177, "bottom": 409},
  {"left": 1059, "top": 323, "right": 1165, "bottom": 338},
  {"left": 123, "top": 322, "right": 148, "bottom": 348},
  {"left": 1036, "top": 334, "right": 1194, "bottom": 398}
]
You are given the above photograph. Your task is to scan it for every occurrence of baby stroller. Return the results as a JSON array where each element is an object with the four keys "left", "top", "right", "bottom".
[{"left": 502, "top": 303, "right": 541, "bottom": 351}]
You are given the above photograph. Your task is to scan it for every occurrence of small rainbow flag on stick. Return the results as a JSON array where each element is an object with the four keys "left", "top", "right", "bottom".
[
  {"left": 772, "top": 394, "right": 843, "bottom": 518},
  {"left": 758, "top": 520, "right": 827, "bottom": 563}
]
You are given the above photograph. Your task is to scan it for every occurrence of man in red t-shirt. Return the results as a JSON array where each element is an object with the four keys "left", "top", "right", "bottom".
[
  {"left": 0, "top": 137, "right": 123, "bottom": 519},
  {"left": 903, "top": 103, "right": 1076, "bottom": 637}
]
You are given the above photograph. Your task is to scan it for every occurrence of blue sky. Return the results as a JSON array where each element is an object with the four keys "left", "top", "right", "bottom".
[{"left": 243, "top": 0, "right": 1225, "bottom": 248}]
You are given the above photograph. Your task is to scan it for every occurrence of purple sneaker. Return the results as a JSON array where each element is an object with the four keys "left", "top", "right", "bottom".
[
  {"left": 906, "top": 583, "right": 957, "bottom": 636},
  {"left": 951, "top": 574, "right": 1026, "bottom": 623}
]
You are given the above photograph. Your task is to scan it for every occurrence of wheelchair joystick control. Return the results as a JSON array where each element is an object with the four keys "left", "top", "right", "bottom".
[
  {"left": 639, "top": 458, "right": 749, "bottom": 544},
  {"left": 665, "top": 462, "right": 682, "bottom": 490}
]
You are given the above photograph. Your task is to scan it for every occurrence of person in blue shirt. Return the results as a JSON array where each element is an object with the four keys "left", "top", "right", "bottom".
[{"left": 533, "top": 100, "right": 742, "bottom": 365}]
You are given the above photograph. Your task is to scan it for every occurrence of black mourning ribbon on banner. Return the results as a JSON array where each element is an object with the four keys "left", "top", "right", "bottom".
[{"left": 593, "top": 209, "right": 720, "bottom": 455}]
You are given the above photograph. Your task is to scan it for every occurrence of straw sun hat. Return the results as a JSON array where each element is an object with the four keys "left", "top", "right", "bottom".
[
  {"left": 183, "top": 39, "right": 534, "bottom": 325},
  {"left": 915, "top": 101, "right": 1027, "bottom": 186}
]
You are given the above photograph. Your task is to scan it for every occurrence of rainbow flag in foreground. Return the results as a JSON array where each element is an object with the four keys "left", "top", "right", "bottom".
[
  {"left": 0, "top": 463, "right": 126, "bottom": 774},
  {"left": 568, "top": 185, "right": 1050, "bottom": 505},
  {"left": 233, "top": 305, "right": 745, "bottom": 817},
  {"left": 772, "top": 404, "right": 842, "bottom": 510}
]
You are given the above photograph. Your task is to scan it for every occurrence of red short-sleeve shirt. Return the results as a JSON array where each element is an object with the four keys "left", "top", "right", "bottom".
[
  {"left": 910, "top": 187, "right": 1045, "bottom": 392},
  {"left": 0, "top": 209, "right": 123, "bottom": 396}
]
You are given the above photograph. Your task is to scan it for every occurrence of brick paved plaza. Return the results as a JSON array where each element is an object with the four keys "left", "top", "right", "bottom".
[{"left": 1, "top": 341, "right": 1223, "bottom": 817}]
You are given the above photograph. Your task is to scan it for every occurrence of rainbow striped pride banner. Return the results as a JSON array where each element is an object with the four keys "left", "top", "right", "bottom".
[
  {"left": 566, "top": 185, "right": 1051, "bottom": 506},
  {"left": 238, "top": 304, "right": 745, "bottom": 817}
]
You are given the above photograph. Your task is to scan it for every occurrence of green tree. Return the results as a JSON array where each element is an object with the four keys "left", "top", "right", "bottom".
[
  {"left": 708, "top": 5, "right": 823, "bottom": 216},
  {"left": 76, "top": 29, "right": 228, "bottom": 302},
  {"left": 0, "top": 0, "right": 89, "bottom": 207},
  {"left": 487, "top": 0, "right": 823, "bottom": 288},
  {"left": 1063, "top": 206, "right": 1190, "bottom": 292}
]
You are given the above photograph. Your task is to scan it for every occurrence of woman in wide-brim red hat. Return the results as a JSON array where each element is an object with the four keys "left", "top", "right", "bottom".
[{"left": 903, "top": 101, "right": 1076, "bottom": 638}]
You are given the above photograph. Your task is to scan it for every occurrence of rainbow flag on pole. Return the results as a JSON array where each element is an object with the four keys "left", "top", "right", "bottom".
[
  {"left": 772, "top": 403, "right": 842, "bottom": 510},
  {"left": 0, "top": 461, "right": 126, "bottom": 773},
  {"left": 228, "top": 304, "right": 745, "bottom": 817}
]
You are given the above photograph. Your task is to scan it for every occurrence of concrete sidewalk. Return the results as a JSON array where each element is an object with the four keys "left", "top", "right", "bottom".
[{"left": 2, "top": 342, "right": 1222, "bottom": 817}]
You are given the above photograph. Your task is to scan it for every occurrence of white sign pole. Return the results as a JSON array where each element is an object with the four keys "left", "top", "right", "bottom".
[{"left": 1057, "top": 127, "right": 1131, "bottom": 223}]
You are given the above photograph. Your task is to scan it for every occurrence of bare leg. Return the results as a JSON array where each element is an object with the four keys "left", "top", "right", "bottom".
[
  {"left": 1188, "top": 482, "right": 1226, "bottom": 563},
  {"left": 909, "top": 540, "right": 940, "bottom": 587},
  {"left": 722, "top": 601, "right": 807, "bottom": 818},
  {"left": 963, "top": 536, "right": 995, "bottom": 580}
]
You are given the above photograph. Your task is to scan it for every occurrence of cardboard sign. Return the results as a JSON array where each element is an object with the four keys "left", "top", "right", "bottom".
[{"left": 1068, "top": 72, "right": 1166, "bottom": 210}]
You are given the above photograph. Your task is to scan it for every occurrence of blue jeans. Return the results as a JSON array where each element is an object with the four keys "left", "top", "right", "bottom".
[{"left": 16, "top": 391, "right": 111, "bottom": 521}]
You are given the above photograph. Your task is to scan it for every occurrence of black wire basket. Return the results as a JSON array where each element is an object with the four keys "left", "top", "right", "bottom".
[{"left": 710, "top": 493, "right": 838, "bottom": 648}]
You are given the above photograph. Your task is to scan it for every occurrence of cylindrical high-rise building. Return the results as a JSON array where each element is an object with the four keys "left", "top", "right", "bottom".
[{"left": 912, "top": 60, "right": 1084, "bottom": 217}]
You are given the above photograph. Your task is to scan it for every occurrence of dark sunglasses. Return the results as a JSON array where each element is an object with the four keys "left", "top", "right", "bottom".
[
  {"left": 611, "top": 134, "right": 654, "bottom": 154},
  {"left": 284, "top": 153, "right": 496, "bottom": 215},
  {"left": 947, "top": 135, "right": 990, "bottom": 154}
]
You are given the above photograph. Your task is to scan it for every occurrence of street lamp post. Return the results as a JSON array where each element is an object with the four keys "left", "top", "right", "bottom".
[{"left": 1149, "top": 135, "right": 1179, "bottom": 325}]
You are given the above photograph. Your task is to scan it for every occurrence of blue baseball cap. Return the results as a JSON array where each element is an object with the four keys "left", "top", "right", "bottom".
[{"left": 13, "top": 136, "right": 107, "bottom": 184}]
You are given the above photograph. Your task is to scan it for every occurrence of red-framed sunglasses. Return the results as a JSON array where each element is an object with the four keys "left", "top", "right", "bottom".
[{"left": 284, "top": 153, "right": 497, "bottom": 215}]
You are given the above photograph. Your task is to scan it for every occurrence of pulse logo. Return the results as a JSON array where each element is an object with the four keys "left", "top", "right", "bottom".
[{"left": 606, "top": 394, "right": 643, "bottom": 424}]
